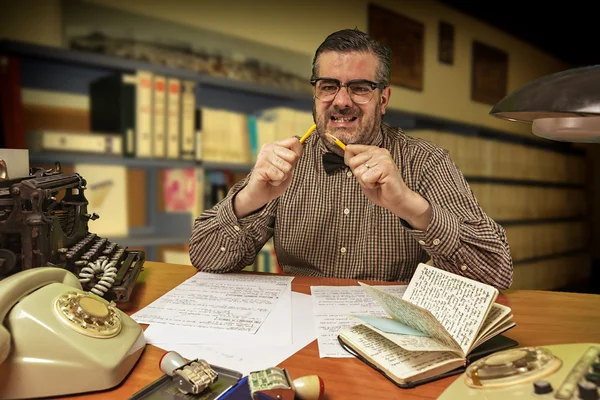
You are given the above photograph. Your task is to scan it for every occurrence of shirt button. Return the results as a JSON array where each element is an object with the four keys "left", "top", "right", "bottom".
[
  {"left": 234, "top": 225, "right": 241, "bottom": 231},
  {"left": 461, "top": 265, "right": 468, "bottom": 271},
  {"left": 220, "top": 246, "right": 226, "bottom": 252},
  {"left": 346, "top": 171, "right": 353, "bottom": 177},
  {"left": 418, "top": 240, "right": 426, "bottom": 246},
  {"left": 343, "top": 208, "right": 350, "bottom": 215},
  {"left": 433, "top": 239, "right": 440, "bottom": 246},
  {"left": 340, "top": 247, "right": 347, "bottom": 254}
]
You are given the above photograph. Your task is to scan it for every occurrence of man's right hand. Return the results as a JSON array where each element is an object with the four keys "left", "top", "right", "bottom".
[{"left": 233, "top": 137, "right": 303, "bottom": 218}]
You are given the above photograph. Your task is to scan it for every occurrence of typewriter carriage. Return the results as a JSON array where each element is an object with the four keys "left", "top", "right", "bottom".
[{"left": 0, "top": 160, "right": 144, "bottom": 302}]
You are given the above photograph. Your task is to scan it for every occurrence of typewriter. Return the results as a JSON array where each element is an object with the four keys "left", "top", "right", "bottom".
[{"left": 0, "top": 159, "right": 144, "bottom": 302}]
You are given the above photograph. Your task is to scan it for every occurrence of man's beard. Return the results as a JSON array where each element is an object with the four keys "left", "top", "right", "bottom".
[{"left": 313, "top": 101, "right": 382, "bottom": 153}]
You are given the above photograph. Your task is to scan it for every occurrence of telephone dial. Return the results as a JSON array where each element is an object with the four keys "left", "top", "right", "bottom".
[{"left": 0, "top": 267, "right": 146, "bottom": 399}]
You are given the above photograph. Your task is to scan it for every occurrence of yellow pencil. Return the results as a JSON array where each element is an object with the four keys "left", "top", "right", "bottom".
[
  {"left": 299, "top": 124, "right": 317, "bottom": 144},
  {"left": 325, "top": 133, "right": 346, "bottom": 150}
]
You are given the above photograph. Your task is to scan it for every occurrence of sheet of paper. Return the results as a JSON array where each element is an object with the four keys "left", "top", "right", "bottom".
[
  {"left": 359, "top": 283, "right": 461, "bottom": 353},
  {"left": 131, "top": 272, "right": 294, "bottom": 334},
  {"left": 402, "top": 264, "right": 498, "bottom": 354},
  {"left": 477, "top": 303, "right": 513, "bottom": 339},
  {"left": 365, "top": 324, "right": 461, "bottom": 354},
  {"left": 75, "top": 163, "right": 128, "bottom": 237},
  {"left": 311, "top": 285, "right": 407, "bottom": 358},
  {"left": 143, "top": 287, "right": 292, "bottom": 346},
  {"left": 151, "top": 292, "right": 316, "bottom": 376},
  {"left": 352, "top": 316, "right": 428, "bottom": 336}
]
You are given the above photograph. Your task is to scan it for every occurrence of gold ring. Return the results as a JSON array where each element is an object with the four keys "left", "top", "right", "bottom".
[{"left": 365, "top": 162, "right": 371, "bottom": 169}]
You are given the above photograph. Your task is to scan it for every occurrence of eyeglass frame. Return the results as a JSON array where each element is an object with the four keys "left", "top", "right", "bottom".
[{"left": 310, "top": 78, "right": 387, "bottom": 104}]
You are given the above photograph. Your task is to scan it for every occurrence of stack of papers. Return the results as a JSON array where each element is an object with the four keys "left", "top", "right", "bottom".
[
  {"left": 131, "top": 272, "right": 316, "bottom": 375},
  {"left": 132, "top": 271, "right": 410, "bottom": 374},
  {"left": 310, "top": 285, "right": 408, "bottom": 357}
]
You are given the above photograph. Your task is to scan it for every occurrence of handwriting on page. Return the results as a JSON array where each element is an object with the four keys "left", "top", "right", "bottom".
[
  {"left": 477, "top": 303, "right": 513, "bottom": 341},
  {"left": 343, "top": 325, "right": 462, "bottom": 379},
  {"left": 370, "top": 326, "right": 461, "bottom": 354},
  {"left": 311, "top": 285, "right": 407, "bottom": 358},
  {"left": 131, "top": 273, "right": 293, "bottom": 333},
  {"left": 402, "top": 265, "right": 497, "bottom": 354},
  {"left": 360, "top": 284, "right": 461, "bottom": 353}
]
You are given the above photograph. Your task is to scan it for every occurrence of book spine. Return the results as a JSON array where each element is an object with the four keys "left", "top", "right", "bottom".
[
  {"left": 135, "top": 70, "right": 153, "bottom": 158},
  {"left": 166, "top": 78, "right": 181, "bottom": 159},
  {"left": 27, "top": 131, "right": 122, "bottom": 155},
  {"left": 180, "top": 80, "right": 196, "bottom": 160}
]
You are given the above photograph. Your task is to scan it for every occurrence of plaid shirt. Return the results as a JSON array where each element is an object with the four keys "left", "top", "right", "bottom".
[{"left": 190, "top": 124, "right": 513, "bottom": 290}]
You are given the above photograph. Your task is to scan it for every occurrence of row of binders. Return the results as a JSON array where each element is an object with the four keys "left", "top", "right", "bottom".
[
  {"left": 27, "top": 69, "right": 314, "bottom": 163},
  {"left": 90, "top": 70, "right": 196, "bottom": 160}
]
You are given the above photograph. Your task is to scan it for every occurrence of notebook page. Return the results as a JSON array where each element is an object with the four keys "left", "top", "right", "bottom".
[{"left": 402, "top": 264, "right": 498, "bottom": 355}]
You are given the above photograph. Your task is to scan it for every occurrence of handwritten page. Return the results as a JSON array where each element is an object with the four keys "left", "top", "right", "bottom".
[
  {"left": 311, "top": 285, "right": 407, "bottom": 358},
  {"left": 131, "top": 272, "right": 294, "bottom": 334},
  {"left": 359, "top": 283, "right": 461, "bottom": 353},
  {"left": 473, "top": 304, "right": 515, "bottom": 347},
  {"left": 143, "top": 287, "right": 292, "bottom": 346},
  {"left": 150, "top": 292, "right": 316, "bottom": 376},
  {"left": 366, "top": 324, "right": 460, "bottom": 354},
  {"left": 340, "top": 324, "right": 463, "bottom": 381},
  {"left": 477, "top": 303, "right": 512, "bottom": 339},
  {"left": 402, "top": 264, "right": 498, "bottom": 354}
]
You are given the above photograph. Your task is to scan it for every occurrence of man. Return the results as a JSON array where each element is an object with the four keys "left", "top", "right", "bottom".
[{"left": 190, "top": 28, "right": 513, "bottom": 290}]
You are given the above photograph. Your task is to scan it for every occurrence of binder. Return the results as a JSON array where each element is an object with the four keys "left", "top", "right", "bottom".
[
  {"left": 165, "top": 78, "right": 181, "bottom": 159},
  {"left": 135, "top": 70, "right": 153, "bottom": 158},
  {"left": 152, "top": 75, "right": 167, "bottom": 158},
  {"left": 89, "top": 73, "right": 137, "bottom": 157},
  {"left": 180, "top": 80, "right": 196, "bottom": 160}
]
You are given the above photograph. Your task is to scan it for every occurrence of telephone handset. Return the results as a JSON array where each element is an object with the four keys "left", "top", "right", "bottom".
[
  {"left": 0, "top": 267, "right": 146, "bottom": 399},
  {"left": 0, "top": 267, "right": 82, "bottom": 364}
]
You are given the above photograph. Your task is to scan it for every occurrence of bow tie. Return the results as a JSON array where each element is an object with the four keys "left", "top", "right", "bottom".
[{"left": 322, "top": 152, "right": 346, "bottom": 174}]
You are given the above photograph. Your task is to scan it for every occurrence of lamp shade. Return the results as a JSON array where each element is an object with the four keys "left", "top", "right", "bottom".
[{"left": 489, "top": 65, "right": 600, "bottom": 142}]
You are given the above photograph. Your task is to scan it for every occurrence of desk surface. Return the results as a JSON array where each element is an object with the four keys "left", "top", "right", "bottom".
[{"left": 65, "top": 262, "right": 600, "bottom": 400}]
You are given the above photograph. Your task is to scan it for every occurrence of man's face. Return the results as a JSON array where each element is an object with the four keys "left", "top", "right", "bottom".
[{"left": 312, "top": 51, "right": 391, "bottom": 154}]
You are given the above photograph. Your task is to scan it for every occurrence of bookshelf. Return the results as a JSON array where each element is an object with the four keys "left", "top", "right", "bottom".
[{"left": 0, "top": 39, "right": 593, "bottom": 289}]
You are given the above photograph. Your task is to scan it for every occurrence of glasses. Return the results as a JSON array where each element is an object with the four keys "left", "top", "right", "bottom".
[{"left": 310, "top": 78, "right": 386, "bottom": 104}]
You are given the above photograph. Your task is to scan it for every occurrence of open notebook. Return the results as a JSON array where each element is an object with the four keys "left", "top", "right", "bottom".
[{"left": 338, "top": 263, "right": 517, "bottom": 387}]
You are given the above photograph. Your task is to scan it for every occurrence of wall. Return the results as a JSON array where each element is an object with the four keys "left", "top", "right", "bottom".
[
  {"left": 1, "top": 0, "right": 570, "bottom": 136},
  {"left": 1, "top": 0, "right": 593, "bottom": 290}
]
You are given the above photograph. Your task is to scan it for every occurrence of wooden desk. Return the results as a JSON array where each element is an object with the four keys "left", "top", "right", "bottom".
[{"left": 67, "top": 262, "right": 600, "bottom": 400}]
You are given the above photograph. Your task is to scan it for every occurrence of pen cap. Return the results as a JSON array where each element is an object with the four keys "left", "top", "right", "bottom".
[
  {"left": 292, "top": 375, "right": 325, "bottom": 400},
  {"left": 159, "top": 351, "right": 187, "bottom": 376}
]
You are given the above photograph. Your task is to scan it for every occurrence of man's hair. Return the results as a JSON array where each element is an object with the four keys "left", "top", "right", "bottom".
[{"left": 311, "top": 28, "right": 392, "bottom": 87}]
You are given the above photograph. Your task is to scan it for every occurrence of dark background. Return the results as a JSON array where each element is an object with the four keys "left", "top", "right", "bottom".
[{"left": 439, "top": 1, "right": 596, "bottom": 67}]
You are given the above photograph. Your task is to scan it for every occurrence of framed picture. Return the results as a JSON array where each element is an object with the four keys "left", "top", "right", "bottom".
[
  {"left": 471, "top": 41, "right": 508, "bottom": 105},
  {"left": 368, "top": 4, "right": 424, "bottom": 91},
  {"left": 438, "top": 21, "right": 454, "bottom": 65}
]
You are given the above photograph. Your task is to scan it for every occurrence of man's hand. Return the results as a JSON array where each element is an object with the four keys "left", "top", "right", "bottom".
[
  {"left": 234, "top": 137, "right": 303, "bottom": 218},
  {"left": 344, "top": 144, "right": 432, "bottom": 230}
]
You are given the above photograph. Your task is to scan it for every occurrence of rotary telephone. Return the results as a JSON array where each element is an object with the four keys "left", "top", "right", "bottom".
[{"left": 0, "top": 267, "right": 146, "bottom": 399}]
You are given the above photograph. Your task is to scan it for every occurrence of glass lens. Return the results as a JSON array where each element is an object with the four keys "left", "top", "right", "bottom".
[
  {"left": 348, "top": 82, "right": 374, "bottom": 103},
  {"left": 315, "top": 80, "right": 340, "bottom": 100}
]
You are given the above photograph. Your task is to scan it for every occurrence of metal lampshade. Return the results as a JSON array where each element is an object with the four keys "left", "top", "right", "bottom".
[{"left": 489, "top": 65, "right": 600, "bottom": 142}]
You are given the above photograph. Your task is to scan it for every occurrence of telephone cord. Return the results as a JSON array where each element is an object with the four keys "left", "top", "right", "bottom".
[{"left": 78, "top": 258, "right": 118, "bottom": 297}]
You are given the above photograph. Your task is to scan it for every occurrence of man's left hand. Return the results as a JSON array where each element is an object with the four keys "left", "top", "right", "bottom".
[{"left": 344, "top": 144, "right": 432, "bottom": 230}]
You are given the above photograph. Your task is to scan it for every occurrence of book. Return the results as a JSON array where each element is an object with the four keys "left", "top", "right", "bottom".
[{"left": 337, "top": 263, "right": 516, "bottom": 388}]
